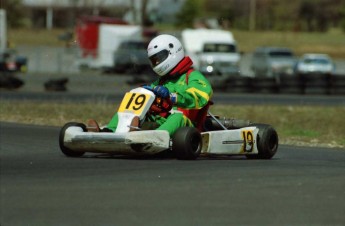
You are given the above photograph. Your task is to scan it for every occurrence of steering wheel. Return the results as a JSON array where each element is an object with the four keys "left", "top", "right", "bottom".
[
  {"left": 149, "top": 96, "right": 173, "bottom": 115},
  {"left": 142, "top": 85, "right": 172, "bottom": 115}
]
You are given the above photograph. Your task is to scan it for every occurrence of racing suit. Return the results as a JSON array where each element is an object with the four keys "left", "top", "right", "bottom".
[{"left": 106, "top": 57, "right": 213, "bottom": 136}]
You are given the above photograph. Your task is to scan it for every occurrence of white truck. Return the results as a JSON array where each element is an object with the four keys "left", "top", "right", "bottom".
[
  {"left": 76, "top": 23, "right": 144, "bottom": 70},
  {"left": 181, "top": 29, "right": 241, "bottom": 76}
]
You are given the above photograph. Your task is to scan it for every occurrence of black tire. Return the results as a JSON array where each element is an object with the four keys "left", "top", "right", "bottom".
[
  {"left": 246, "top": 123, "right": 279, "bottom": 159},
  {"left": 172, "top": 127, "right": 202, "bottom": 160},
  {"left": 59, "top": 122, "right": 86, "bottom": 157}
]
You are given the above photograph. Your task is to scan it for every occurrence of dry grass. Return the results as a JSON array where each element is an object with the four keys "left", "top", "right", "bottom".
[
  {"left": 1, "top": 100, "right": 344, "bottom": 148},
  {"left": 8, "top": 28, "right": 68, "bottom": 47},
  {"left": 0, "top": 101, "right": 114, "bottom": 127},
  {"left": 212, "top": 105, "right": 345, "bottom": 148},
  {"left": 8, "top": 28, "right": 345, "bottom": 58},
  {"left": 232, "top": 29, "right": 345, "bottom": 58}
]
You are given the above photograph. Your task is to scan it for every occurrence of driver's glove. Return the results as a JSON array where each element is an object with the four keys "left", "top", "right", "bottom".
[
  {"left": 170, "top": 93, "right": 177, "bottom": 104},
  {"left": 142, "top": 85, "right": 153, "bottom": 91},
  {"left": 152, "top": 85, "right": 177, "bottom": 105},
  {"left": 153, "top": 85, "right": 170, "bottom": 99}
]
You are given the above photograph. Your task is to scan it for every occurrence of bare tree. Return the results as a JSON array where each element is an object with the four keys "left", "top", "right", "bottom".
[{"left": 141, "top": 0, "right": 149, "bottom": 26}]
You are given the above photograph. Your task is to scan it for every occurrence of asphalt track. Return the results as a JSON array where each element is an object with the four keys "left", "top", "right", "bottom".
[
  {"left": 1, "top": 122, "right": 345, "bottom": 226},
  {"left": 2, "top": 72, "right": 345, "bottom": 106}
]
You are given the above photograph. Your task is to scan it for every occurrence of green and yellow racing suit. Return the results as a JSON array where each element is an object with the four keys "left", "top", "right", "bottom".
[{"left": 106, "top": 70, "right": 213, "bottom": 136}]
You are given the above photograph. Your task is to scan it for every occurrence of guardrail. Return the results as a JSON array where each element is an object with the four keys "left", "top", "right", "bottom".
[{"left": 211, "top": 73, "right": 345, "bottom": 95}]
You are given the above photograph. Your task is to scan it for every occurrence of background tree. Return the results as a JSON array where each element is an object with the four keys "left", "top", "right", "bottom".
[
  {"left": 141, "top": 0, "right": 154, "bottom": 26},
  {"left": 1, "top": 0, "right": 27, "bottom": 28},
  {"left": 200, "top": 0, "right": 344, "bottom": 32},
  {"left": 175, "top": 0, "right": 203, "bottom": 28},
  {"left": 340, "top": 2, "right": 345, "bottom": 31}
]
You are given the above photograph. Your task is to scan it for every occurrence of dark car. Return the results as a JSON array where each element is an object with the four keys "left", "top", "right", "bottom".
[{"left": 112, "top": 40, "right": 151, "bottom": 74}]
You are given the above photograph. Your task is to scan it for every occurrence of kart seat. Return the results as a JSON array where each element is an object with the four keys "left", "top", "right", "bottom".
[
  {"left": 196, "top": 101, "right": 213, "bottom": 132},
  {"left": 185, "top": 101, "right": 213, "bottom": 132}
]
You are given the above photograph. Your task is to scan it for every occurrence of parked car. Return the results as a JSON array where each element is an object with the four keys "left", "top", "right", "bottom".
[
  {"left": 112, "top": 40, "right": 151, "bottom": 74},
  {"left": 251, "top": 47, "right": 296, "bottom": 77},
  {"left": 0, "top": 50, "right": 27, "bottom": 73},
  {"left": 295, "top": 54, "right": 335, "bottom": 75}
]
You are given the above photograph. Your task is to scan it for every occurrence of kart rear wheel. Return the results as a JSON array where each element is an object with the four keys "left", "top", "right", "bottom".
[
  {"left": 59, "top": 122, "right": 86, "bottom": 157},
  {"left": 246, "top": 123, "right": 279, "bottom": 159},
  {"left": 172, "top": 127, "right": 202, "bottom": 160}
]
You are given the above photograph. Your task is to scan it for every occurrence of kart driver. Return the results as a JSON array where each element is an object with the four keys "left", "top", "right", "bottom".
[{"left": 89, "top": 34, "right": 213, "bottom": 136}]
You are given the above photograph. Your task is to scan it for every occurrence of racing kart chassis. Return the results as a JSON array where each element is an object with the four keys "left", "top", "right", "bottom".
[{"left": 59, "top": 88, "right": 279, "bottom": 160}]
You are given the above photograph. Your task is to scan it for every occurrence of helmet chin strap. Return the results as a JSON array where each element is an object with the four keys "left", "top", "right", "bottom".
[{"left": 168, "top": 56, "right": 193, "bottom": 77}]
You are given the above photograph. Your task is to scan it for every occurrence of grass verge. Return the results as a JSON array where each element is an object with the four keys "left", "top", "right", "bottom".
[{"left": 1, "top": 100, "right": 344, "bottom": 148}]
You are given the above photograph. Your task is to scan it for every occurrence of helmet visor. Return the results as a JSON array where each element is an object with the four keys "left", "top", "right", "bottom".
[{"left": 149, "top": 50, "right": 169, "bottom": 67}]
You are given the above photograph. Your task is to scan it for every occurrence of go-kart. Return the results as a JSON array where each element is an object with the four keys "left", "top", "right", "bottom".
[{"left": 59, "top": 87, "right": 279, "bottom": 160}]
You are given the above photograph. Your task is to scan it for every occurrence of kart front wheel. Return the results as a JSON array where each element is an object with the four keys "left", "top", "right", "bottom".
[
  {"left": 172, "top": 127, "right": 202, "bottom": 160},
  {"left": 59, "top": 122, "right": 86, "bottom": 157},
  {"left": 246, "top": 123, "right": 279, "bottom": 159}
]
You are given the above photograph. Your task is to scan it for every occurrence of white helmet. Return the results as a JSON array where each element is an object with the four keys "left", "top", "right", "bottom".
[{"left": 147, "top": 34, "right": 185, "bottom": 76}]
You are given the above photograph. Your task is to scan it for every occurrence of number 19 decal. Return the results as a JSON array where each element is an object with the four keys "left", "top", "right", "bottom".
[
  {"left": 118, "top": 92, "right": 149, "bottom": 115},
  {"left": 125, "top": 93, "right": 146, "bottom": 110},
  {"left": 242, "top": 130, "right": 254, "bottom": 153}
]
